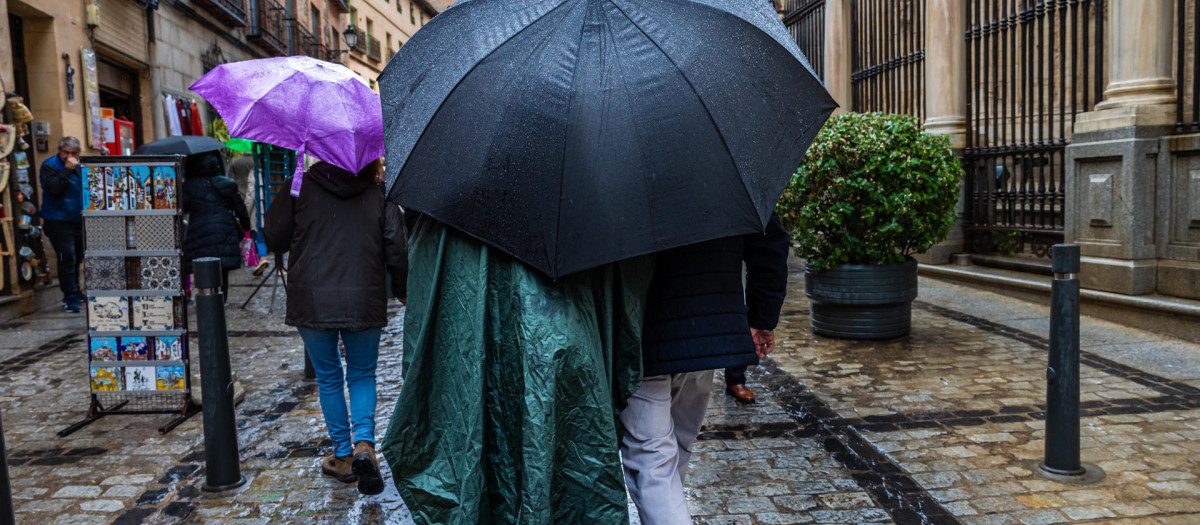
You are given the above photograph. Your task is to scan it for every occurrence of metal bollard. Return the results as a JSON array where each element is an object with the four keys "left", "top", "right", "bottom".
[
  {"left": 194, "top": 258, "right": 247, "bottom": 492},
  {"left": 1, "top": 407, "right": 15, "bottom": 525},
  {"left": 1037, "top": 244, "right": 1103, "bottom": 483}
]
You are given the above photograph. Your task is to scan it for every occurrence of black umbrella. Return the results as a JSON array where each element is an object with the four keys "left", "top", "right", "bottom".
[
  {"left": 381, "top": 0, "right": 836, "bottom": 278},
  {"left": 134, "top": 135, "right": 226, "bottom": 156}
]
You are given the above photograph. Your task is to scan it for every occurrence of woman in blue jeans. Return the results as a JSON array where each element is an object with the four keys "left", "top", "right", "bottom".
[{"left": 264, "top": 159, "right": 408, "bottom": 495}]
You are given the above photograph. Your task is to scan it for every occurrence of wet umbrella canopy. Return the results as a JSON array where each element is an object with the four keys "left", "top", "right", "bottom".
[
  {"left": 381, "top": 0, "right": 836, "bottom": 278},
  {"left": 190, "top": 56, "right": 384, "bottom": 196},
  {"left": 134, "top": 135, "right": 226, "bottom": 156}
]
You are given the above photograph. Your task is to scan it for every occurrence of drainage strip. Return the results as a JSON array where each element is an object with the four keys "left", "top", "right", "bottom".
[{"left": 0, "top": 333, "right": 80, "bottom": 377}]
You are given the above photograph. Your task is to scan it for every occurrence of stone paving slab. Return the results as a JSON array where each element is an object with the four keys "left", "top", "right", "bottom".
[{"left": 3, "top": 269, "right": 1200, "bottom": 524}]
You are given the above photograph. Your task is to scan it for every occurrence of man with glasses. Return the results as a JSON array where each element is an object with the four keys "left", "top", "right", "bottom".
[{"left": 40, "top": 137, "right": 84, "bottom": 312}]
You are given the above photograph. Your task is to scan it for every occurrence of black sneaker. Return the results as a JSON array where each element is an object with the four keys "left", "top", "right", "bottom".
[{"left": 65, "top": 299, "right": 81, "bottom": 313}]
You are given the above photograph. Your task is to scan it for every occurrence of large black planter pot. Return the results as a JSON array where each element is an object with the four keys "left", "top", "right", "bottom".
[{"left": 804, "top": 257, "right": 918, "bottom": 340}]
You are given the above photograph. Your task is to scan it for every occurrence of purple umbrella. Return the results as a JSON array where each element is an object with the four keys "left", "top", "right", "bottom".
[{"left": 190, "top": 56, "right": 384, "bottom": 196}]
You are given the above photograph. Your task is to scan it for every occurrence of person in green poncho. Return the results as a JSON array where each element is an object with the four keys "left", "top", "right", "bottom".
[{"left": 381, "top": 217, "right": 656, "bottom": 524}]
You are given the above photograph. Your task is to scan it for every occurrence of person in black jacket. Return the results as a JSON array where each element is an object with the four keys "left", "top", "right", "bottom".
[
  {"left": 264, "top": 159, "right": 407, "bottom": 496},
  {"left": 180, "top": 152, "right": 251, "bottom": 299},
  {"left": 620, "top": 215, "right": 789, "bottom": 525},
  {"left": 39, "top": 137, "right": 84, "bottom": 312}
]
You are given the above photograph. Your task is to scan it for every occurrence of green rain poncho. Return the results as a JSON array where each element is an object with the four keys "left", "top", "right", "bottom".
[{"left": 381, "top": 220, "right": 654, "bottom": 524}]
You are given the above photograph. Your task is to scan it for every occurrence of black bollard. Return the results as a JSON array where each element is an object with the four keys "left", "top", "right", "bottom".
[
  {"left": 1, "top": 407, "right": 14, "bottom": 525},
  {"left": 1037, "top": 244, "right": 1103, "bottom": 483},
  {"left": 1041, "top": 244, "right": 1082, "bottom": 475},
  {"left": 194, "top": 258, "right": 247, "bottom": 492}
]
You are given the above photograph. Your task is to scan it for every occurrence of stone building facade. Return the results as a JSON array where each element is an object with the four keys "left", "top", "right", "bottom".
[
  {"left": 785, "top": 0, "right": 1200, "bottom": 302},
  {"left": 0, "top": 0, "right": 354, "bottom": 312},
  {"left": 345, "top": 0, "right": 439, "bottom": 89}
]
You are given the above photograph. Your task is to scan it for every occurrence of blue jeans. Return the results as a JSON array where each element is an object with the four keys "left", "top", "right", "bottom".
[{"left": 297, "top": 327, "right": 381, "bottom": 457}]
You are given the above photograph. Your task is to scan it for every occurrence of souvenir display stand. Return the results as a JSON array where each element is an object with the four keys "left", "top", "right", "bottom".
[{"left": 59, "top": 155, "right": 199, "bottom": 437}]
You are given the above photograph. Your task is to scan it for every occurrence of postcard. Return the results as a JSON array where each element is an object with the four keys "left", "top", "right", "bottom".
[
  {"left": 125, "top": 367, "right": 155, "bottom": 391},
  {"left": 131, "top": 166, "right": 153, "bottom": 210},
  {"left": 156, "top": 366, "right": 185, "bottom": 391},
  {"left": 132, "top": 296, "right": 173, "bottom": 331},
  {"left": 153, "top": 167, "right": 177, "bottom": 209},
  {"left": 82, "top": 166, "right": 105, "bottom": 211},
  {"left": 119, "top": 336, "right": 150, "bottom": 361},
  {"left": 89, "top": 336, "right": 118, "bottom": 362},
  {"left": 88, "top": 296, "right": 129, "bottom": 332},
  {"left": 90, "top": 366, "right": 123, "bottom": 391},
  {"left": 154, "top": 336, "right": 182, "bottom": 361}
]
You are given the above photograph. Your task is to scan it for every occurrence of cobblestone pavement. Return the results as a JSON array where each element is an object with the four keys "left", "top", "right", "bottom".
[{"left": 2, "top": 267, "right": 1200, "bottom": 524}]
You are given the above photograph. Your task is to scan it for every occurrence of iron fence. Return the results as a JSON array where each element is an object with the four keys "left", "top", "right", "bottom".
[
  {"left": 963, "top": 0, "right": 1105, "bottom": 258},
  {"left": 1176, "top": 0, "right": 1200, "bottom": 133},
  {"left": 850, "top": 0, "right": 925, "bottom": 119},
  {"left": 782, "top": 0, "right": 826, "bottom": 80}
]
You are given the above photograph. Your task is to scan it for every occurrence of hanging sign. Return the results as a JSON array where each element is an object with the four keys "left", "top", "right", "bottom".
[{"left": 81, "top": 48, "right": 103, "bottom": 150}]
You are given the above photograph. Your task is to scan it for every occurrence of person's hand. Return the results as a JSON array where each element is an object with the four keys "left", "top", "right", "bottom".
[
  {"left": 751, "top": 328, "right": 775, "bottom": 359},
  {"left": 64, "top": 156, "right": 80, "bottom": 170}
]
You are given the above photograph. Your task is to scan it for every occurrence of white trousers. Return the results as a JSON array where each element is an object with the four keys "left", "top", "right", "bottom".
[{"left": 619, "top": 370, "right": 715, "bottom": 525}]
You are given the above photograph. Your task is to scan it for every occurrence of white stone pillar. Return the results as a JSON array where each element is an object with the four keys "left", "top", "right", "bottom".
[
  {"left": 922, "top": 0, "right": 966, "bottom": 149},
  {"left": 823, "top": 0, "right": 852, "bottom": 113}
]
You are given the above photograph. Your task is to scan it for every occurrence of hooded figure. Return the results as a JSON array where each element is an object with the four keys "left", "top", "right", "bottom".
[
  {"left": 180, "top": 152, "right": 251, "bottom": 296},
  {"left": 264, "top": 160, "right": 408, "bottom": 496}
]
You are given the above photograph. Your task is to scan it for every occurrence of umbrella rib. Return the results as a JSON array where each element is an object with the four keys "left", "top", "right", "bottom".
[
  {"left": 607, "top": 0, "right": 757, "bottom": 225},
  {"left": 554, "top": 4, "right": 591, "bottom": 274}
]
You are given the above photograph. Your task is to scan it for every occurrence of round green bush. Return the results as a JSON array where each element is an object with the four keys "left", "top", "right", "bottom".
[{"left": 776, "top": 112, "right": 962, "bottom": 272}]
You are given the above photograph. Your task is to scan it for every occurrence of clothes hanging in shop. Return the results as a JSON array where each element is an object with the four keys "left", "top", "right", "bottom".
[
  {"left": 176, "top": 98, "right": 191, "bottom": 136},
  {"left": 163, "top": 94, "right": 183, "bottom": 136},
  {"left": 189, "top": 101, "right": 204, "bottom": 136}
]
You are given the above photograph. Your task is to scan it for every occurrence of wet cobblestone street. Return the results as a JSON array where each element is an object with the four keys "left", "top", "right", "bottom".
[{"left": 3, "top": 267, "right": 1200, "bottom": 524}]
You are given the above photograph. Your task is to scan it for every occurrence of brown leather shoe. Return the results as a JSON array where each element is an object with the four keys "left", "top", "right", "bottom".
[
  {"left": 726, "top": 384, "right": 756, "bottom": 404},
  {"left": 321, "top": 453, "right": 357, "bottom": 483},
  {"left": 352, "top": 441, "right": 385, "bottom": 496}
]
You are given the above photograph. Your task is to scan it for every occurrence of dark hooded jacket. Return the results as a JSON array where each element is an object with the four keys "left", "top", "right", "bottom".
[
  {"left": 641, "top": 215, "right": 790, "bottom": 376},
  {"left": 181, "top": 153, "right": 251, "bottom": 273},
  {"left": 263, "top": 162, "right": 407, "bottom": 331}
]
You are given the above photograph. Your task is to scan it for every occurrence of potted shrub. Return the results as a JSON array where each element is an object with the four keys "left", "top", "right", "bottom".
[{"left": 777, "top": 112, "right": 961, "bottom": 339}]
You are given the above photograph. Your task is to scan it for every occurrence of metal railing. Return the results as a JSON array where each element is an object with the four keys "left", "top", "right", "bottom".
[
  {"left": 850, "top": 0, "right": 926, "bottom": 119},
  {"left": 963, "top": 0, "right": 1105, "bottom": 258},
  {"left": 368, "top": 36, "right": 382, "bottom": 62},
  {"left": 248, "top": 0, "right": 286, "bottom": 55},
  {"left": 782, "top": 0, "right": 826, "bottom": 81},
  {"left": 293, "top": 23, "right": 315, "bottom": 58},
  {"left": 352, "top": 32, "right": 368, "bottom": 55},
  {"left": 194, "top": 0, "right": 248, "bottom": 27},
  {"left": 312, "top": 41, "right": 330, "bottom": 62}
]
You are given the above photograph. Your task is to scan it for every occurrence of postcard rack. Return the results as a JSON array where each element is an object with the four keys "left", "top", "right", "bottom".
[{"left": 59, "top": 155, "right": 199, "bottom": 437}]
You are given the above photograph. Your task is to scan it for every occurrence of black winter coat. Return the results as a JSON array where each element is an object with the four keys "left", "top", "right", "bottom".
[
  {"left": 263, "top": 162, "right": 408, "bottom": 331},
  {"left": 641, "top": 215, "right": 790, "bottom": 377},
  {"left": 181, "top": 171, "right": 251, "bottom": 274}
]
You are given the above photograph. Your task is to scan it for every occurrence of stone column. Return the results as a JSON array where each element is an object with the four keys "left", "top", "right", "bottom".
[
  {"left": 823, "top": 0, "right": 852, "bottom": 113},
  {"left": 1066, "top": 0, "right": 1176, "bottom": 295},
  {"left": 913, "top": 0, "right": 966, "bottom": 264},
  {"left": 1075, "top": 0, "right": 1176, "bottom": 132},
  {"left": 922, "top": 0, "right": 966, "bottom": 149}
]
